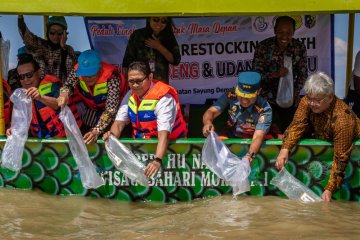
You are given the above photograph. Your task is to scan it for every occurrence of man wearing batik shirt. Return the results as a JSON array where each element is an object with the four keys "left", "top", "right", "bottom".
[
  {"left": 275, "top": 72, "right": 360, "bottom": 202},
  {"left": 253, "top": 16, "right": 308, "bottom": 133}
]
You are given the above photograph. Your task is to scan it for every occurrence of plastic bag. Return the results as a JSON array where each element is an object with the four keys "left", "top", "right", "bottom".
[
  {"left": 276, "top": 55, "right": 294, "bottom": 108},
  {"left": 1, "top": 89, "right": 32, "bottom": 171},
  {"left": 105, "top": 134, "right": 149, "bottom": 186},
  {"left": 270, "top": 168, "right": 322, "bottom": 202},
  {"left": 202, "top": 131, "right": 251, "bottom": 196},
  {"left": 59, "top": 106, "right": 104, "bottom": 189}
]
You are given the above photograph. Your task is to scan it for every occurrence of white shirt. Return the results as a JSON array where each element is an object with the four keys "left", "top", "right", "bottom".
[
  {"left": 350, "top": 51, "right": 360, "bottom": 90},
  {"left": 115, "top": 87, "right": 177, "bottom": 132}
]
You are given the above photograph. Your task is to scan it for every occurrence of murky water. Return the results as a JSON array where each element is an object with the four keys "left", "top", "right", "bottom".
[{"left": 0, "top": 188, "right": 359, "bottom": 240}]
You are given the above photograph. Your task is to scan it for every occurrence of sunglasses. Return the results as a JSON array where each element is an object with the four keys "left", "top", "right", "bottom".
[
  {"left": 49, "top": 31, "right": 68, "bottom": 36},
  {"left": 18, "top": 71, "right": 35, "bottom": 81},
  {"left": 128, "top": 76, "right": 147, "bottom": 85},
  {"left": 151, "top": 17, "right": 168, "bottom": 25}
]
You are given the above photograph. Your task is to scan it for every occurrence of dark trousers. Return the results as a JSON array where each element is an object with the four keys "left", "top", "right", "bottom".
[
  {"left": 345, "top": 89, "right": 360, "bottom": 118},
  {"left": 270, "top": 103, "right": 297, "bottom": 133}
]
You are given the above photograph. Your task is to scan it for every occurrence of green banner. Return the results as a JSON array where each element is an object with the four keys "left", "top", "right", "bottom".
[{"left": 0, "top": 138, "right": 359, "bottom": 202}]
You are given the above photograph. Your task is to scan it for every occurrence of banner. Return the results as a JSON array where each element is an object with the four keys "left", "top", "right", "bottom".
[{"left": 85, "top": 15, "right": 333, "bottom": 104}]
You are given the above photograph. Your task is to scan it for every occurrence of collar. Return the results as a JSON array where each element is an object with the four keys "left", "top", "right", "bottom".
[{"left": 322, "top": 96, "right": 337, "bottom": 117}]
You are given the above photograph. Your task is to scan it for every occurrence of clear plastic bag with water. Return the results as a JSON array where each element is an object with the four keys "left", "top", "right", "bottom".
[
  {"left": 1, "top": 89, "right": 32, "bottom": 171},
  {"left": 59, "top": 106, "right": 104, "bottom": 189},
  {"left": 105, "top": 134, "right": 149, "bottom": 186},
  {"left": 270, "top": 168, "right": 322, "bottom": 202},
  {"left": 276, "top": 55, "right": 294, "bottom": 108},
  {"left": 202, "top": 131, "right": 250, "bottom": 195}
]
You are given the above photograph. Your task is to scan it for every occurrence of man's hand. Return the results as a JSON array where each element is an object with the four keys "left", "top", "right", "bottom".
[
  {"left": 202, "top": 123, "right": 214, "bottom": 137},
  {"left": 272, "top": 67, "right": 289, "bottom": 78},
  {"left": 322, "top": 190, "right": 332, "bottom": 202},
  {"left": 25, "top": 87, "right": 41, "bottom": 100},
  {"left": 275, "top": 148, "right": 289, "bottom": 170},
  {"left": 83, "top": 129, "right": 100, "bottom": 144},
  {"left": 6, "top": 128, "right": 11, "bottom": 137},
  {"left": 144, "top": 160, "right": 161, "bottom": 178}
]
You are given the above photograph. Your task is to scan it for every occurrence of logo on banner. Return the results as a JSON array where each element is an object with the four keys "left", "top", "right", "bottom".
[
  {"left": 304, "top": 15, "right": 317, "bottom": 29},
  {"left": 253, "top": 17, "right": 268, "bottom": 32}
]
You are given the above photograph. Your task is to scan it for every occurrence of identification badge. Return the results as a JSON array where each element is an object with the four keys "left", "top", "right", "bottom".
[{"left": 149, "top": 59, "right": 156, "bottom": 72}]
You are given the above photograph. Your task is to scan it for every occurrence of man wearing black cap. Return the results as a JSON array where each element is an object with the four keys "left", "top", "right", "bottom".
[{"left": 202, "top": 71, "right": 273, "bottom": 163}]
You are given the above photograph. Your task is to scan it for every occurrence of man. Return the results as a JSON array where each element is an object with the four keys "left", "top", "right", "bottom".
[
  {"left": 275, "top": 72, "right": 360, "bottom": 202},
  {"left": 57, "top": 50, "right": 128, "bottom": 144},
  {"left": 202, "top": 71, "right": 272, "bottom": 163},
  {"left": 6, "top": 55, "right": 78, "bottom": 138},
  {"left": 253, "top": 16, "right": 308, "bottom": 132},
  {"left": 103, "top": 61, "right": 187, "bottom": 178}
]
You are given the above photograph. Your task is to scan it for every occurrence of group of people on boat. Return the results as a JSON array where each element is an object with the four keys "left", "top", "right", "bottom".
[{"left": 1, "top": 15, "right": 359, "bottom": 201}]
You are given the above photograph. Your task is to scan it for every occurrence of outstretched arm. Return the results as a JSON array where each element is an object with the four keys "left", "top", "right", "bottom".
[{"left": 202, "top": 106, "right": 222, "bottom": 137}]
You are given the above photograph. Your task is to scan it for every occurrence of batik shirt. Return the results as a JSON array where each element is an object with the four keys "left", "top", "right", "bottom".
[
  {"left": 253, "top": 36, "right": 308, "bottom": 106},
  {"left": 282, "top": 96, "right": 360, "bottom": 192}
]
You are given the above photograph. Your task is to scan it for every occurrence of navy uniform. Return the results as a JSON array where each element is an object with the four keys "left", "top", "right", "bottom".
[{"left": 212, "top": 72, "right": 273, "bottom": 138}]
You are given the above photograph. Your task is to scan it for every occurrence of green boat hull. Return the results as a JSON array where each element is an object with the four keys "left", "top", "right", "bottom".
[{"left": 0, "top": 138, "right": 359, "bottom": 202}]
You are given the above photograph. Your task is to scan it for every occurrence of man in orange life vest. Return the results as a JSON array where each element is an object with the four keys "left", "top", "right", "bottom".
[
  {"left": 103, "top": 61, "right": 188, "bottom": 178},
  {"left": 57, "top": 50, "right": 127, "bottom": 144},
  {"left": 6, "top": 55, "right": 68, "bottom": 138}
]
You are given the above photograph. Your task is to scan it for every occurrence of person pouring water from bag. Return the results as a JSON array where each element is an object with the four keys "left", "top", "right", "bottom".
[
  {"left": 103, "top": 61, "right": 188, "bottom": 178},
  {"left": 202, "top": 71, "right": 273, "bottom": 164},
  {"left": 275, "top": 72, "right": 360, "bottom": 202}
]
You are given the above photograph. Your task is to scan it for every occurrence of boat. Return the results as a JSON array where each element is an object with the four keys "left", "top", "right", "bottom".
[
  {"left": 0, "top": 1, "right": 359, "bottom": 202},
  {"left": 0, "top": 137, "right": 359, "bottom": 202}
]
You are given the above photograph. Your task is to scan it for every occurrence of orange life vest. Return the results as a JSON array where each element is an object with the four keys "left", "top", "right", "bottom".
[
  {"left": 74, "top": 62, "right": 128, "bottom": 111},
  {"left": 30, "top": 75, "right": 81, "bottom": 138},
  {"left": 2, "top": 79, "right": 12, "bottom": 129},
  {"left": 128, "top": 80, "right": 187, "bottom": 139}
]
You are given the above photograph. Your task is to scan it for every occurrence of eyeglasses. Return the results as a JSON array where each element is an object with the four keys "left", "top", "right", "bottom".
[
  {"left": 49, "top": 31, "right": 68, "bottom": 36},
  {"left": 128, "top": 76, "right": 147, "bottom": 85},
  {"left": 305, "top": 95, "right": 328, "bottom": 106},
  {"left": 151, "top": 17, "right": 168, "bottom": 25},
  {"left": 18, "top": 71, "right": 35, "bottom": 81}
]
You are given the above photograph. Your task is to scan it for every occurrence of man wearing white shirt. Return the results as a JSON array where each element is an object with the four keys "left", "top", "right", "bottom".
[{"left": 103, "top": 61, "right": 187, "bottom": 177}]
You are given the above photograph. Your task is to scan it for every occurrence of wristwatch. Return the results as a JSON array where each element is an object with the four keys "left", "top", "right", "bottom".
[
  {"left": 246, "top": 151, "right": 256, "bottom": 159},
  {"left": 153, "top": 157, "right": 162, "bottom": 165}
]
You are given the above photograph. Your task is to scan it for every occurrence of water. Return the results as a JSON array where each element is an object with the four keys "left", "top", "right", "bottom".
[{"left": 0, "top": 188, "right": 359, "bottom": 240}]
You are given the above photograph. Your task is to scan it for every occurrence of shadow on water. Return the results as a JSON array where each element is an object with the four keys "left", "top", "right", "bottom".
[{"left": 0, "top": 188, "right": 359, "bottom": 239}]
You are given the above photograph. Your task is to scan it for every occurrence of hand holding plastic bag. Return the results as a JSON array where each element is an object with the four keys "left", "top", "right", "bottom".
[
  {"left": 1, "top": 89, "right": 32, "bottom": 171},
  {"left": 202, "top": 131, "right": 251, "bottom": 196},
  {"left": 59, "top": 106, "right": 104, "bottom": 189},
  {"left": 270, "top": 168, "right": 322, "bottom": 202},
  {"left": 276, "top": 55, "right": 294, "bottom": 108},
  {"left": 105, "top": 134, "right": 149, "bottom": 186}
]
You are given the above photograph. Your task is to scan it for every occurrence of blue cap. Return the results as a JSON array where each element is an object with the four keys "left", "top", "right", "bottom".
[
  {"left": 235, "top": 71, "right": 261, "bottom": 98},
  {"left": 76, "top": 50, "right": 101, "bottom": 77},
  {"left": 17, "top": 46, "right": 28, "bottom": 56}
]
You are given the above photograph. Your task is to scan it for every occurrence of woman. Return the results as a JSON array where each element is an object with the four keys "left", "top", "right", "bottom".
[
  {"left": 18, "top": 15, "right": 77, "bottom": 83},
  {"left": 122, "top": 17, "right": 181, "bottom": 84}
]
